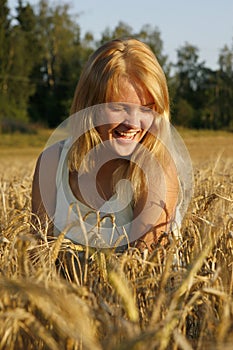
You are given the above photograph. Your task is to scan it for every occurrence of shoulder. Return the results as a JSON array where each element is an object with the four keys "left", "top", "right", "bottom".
[
  {"left": 33, "top": 141, "right": 66, "bottom": 186},
  {"left": 37, "top": 141, "right": 64, "bottom": 168},
  {"left": 32, "top": 142, "right": 64, "bottom": 217}
]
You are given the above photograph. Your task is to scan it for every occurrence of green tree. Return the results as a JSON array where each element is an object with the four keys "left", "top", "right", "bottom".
[
  {"left": 0, "top": 0, "right": 12, "bottom": 126},
  {"left": 0, "top": 0, "right": 11, "bottom": 89},
  {"left": 29, "top": 0, "right": 83, "bottom": 127},
  {"left": 218, "top": 44, "right": 233, "bottom": 77},
  {"left": 217, "top": 43, "right": 233, "bottom": 129},
  {"left": 11, "top": 1, "right": 38, "bottom": 118},
  {"left": 0, "top": 0, "right": 39, "bottom": 130},
  {"left": 137, "top": 24, "right": 168, "bottom": 69},
  {"left": 98, "top": 21, "right": 133, "bottom": 46},
  {"left": 197, "top": 42, "right": 233, "bottom": 130},
  {"left": 172, "top": 43, "right": 207, "bottom": 128}
]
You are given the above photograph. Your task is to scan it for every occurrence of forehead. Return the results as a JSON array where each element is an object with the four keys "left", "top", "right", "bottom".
[{"left": 108, "top": 77, "right": 153, "bottom": 105}]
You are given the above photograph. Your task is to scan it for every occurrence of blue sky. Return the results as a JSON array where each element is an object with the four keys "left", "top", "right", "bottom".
[{"left": 9, "top": 0, "right": 233, "bottom": 70}]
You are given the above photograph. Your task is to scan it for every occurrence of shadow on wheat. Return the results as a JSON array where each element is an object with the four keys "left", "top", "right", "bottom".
[{"left": 0, "top": 158, "right": 232, "bottom": 350}]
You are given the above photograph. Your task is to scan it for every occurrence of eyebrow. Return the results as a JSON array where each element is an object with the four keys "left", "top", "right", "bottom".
[{"left": 142, "top": 102, "right": 155, "bottom": 107}]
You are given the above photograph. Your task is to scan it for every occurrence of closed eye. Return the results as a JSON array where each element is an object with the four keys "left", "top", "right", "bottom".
[
  {"left": 139, "top": 104, "right": 155, "bottom": 113},
  {"left": 108, "top": 102, "right": 156, "bottom": 114},
  {"left": 108, "top": 103, "right": 125, "bottom": 112}
]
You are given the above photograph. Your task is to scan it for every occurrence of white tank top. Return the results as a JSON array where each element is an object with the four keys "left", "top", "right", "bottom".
[
  {"left": 53, "top": 139, "right": 183, "bottom": 248},
  {"left": 53, "top": 139, "right": 133, "bottom": 248}
]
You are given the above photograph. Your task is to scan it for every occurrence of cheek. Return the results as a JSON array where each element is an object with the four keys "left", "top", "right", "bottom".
[
  {"left": 141, "top": 114, "right": 155, "bottom": 131},
  {"left": 96, "top": 124, "right": 118, "bottom": 140}
]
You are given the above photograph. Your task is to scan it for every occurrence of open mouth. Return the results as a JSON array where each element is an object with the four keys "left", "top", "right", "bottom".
[{"left": 114, "top": 129, "right": 140, "bottom": 141}]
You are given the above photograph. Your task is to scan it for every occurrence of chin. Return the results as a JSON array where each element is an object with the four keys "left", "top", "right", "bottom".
[{"left": 110, "top": 139, "right": 139, "bottom": 157}]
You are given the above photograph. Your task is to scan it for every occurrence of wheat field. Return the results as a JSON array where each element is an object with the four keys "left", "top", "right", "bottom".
[{"left": 0, "top": 130, "right": 232, "bottom": 350}]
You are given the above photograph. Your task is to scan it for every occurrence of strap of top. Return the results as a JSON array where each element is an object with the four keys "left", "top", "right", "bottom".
[{"left": 55, "top": 138, "right": 71, "bottom": 190}]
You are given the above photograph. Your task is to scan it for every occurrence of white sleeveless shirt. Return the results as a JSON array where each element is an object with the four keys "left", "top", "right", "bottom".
[
  {"left": 53, "top": 139, "right": 133, "bottom": 248},
  {"left": 53, "top": 139, "right": 183, "bottom": 248}
]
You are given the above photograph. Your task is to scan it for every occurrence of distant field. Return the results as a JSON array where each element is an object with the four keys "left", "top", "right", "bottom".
[
  {"left": 179, "top": 128, "right": 233, "bottom": 164},
  {"left": 0, "top": 129, "right": 51, "bottom": 176},
  {"left": 0, "top": 128, "right": 232, "bottom": 168}
]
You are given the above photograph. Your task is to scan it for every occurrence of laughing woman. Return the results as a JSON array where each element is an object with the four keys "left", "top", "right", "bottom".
[{"left": 31, "top": 38, "right": 193, "bottom": 252}]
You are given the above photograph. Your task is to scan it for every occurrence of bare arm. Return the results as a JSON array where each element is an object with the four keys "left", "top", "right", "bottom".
[
  {"left": 31, "top": 142, "right": 61, "bottom": 235},
  {"left": 131, "top": 159, "right": 179, "bottom": 252}
]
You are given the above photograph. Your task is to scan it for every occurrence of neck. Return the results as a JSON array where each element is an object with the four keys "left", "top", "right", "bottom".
[{"left": 96, "top": 159, "right": 128, "bottom": 200}]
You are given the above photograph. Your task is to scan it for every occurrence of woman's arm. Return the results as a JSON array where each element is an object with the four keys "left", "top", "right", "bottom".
[
  {"left": 31, "top": 142, "right": 61, "bottom": 234},
  {"left": 131, "top": 159, "right": 179, "bottom": 252}
]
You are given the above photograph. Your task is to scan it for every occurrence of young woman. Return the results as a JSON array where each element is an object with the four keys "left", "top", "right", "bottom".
[{"left": 31, "top": 38, "right": 193, "bottom": 252}]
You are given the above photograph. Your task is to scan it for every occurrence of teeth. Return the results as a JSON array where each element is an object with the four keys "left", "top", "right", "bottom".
[{"left": 118, "top": 131, "right": 137, "bottom": 137}]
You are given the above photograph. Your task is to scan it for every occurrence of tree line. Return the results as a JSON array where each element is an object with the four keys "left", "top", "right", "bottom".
[{"left": 1, "top": 0, "right": 233, "bottom": 131}]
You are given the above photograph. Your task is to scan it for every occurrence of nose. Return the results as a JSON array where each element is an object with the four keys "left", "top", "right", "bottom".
[{"left": 124, "top": 106, "right": 141, "bottom": 129}]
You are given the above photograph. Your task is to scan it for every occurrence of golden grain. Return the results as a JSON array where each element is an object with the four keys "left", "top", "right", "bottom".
[{"left": 0, "top": 135, "right": 232, "bottom": 349}]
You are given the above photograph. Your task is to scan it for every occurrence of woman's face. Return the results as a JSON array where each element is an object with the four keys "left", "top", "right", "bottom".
[{"left": 96, "top": 78, "right": 155, "bottom": 156}]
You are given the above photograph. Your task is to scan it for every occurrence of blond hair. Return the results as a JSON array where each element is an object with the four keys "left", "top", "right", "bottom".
[
  {"left": 68, "top": 38, "right": 171, "bottom": 205},
  {"left": 70, "top": 38, "right": 169, "bottom": 115}
]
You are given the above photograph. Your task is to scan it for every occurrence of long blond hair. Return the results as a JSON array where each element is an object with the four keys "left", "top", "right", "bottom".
[{"left": 68, "top": 38, "right": 171, "bottom": 205}]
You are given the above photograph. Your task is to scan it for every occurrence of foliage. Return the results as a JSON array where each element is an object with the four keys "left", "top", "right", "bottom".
[
  {"left": 0, "top": 0, "right": 233, "bottom": 130},
  {"left": 171, "top": 42, "right": 233, "bottom": 129},
  {"left": 0, "top": 0, "right": 36, "bottom": 123},
  {"left": 27, "top": 0, "right": 84, "bottom": 127}
]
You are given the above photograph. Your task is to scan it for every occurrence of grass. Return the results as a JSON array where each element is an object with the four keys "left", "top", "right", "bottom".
[
  {"left": 0, "top": 129, "right": 233, "bottom": 349},
  {"left": 0, "top": 128, "right": 52, "bottom": 148},
  {"left": 178, "top": 128, "right": 233, "bottom": 164}
]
